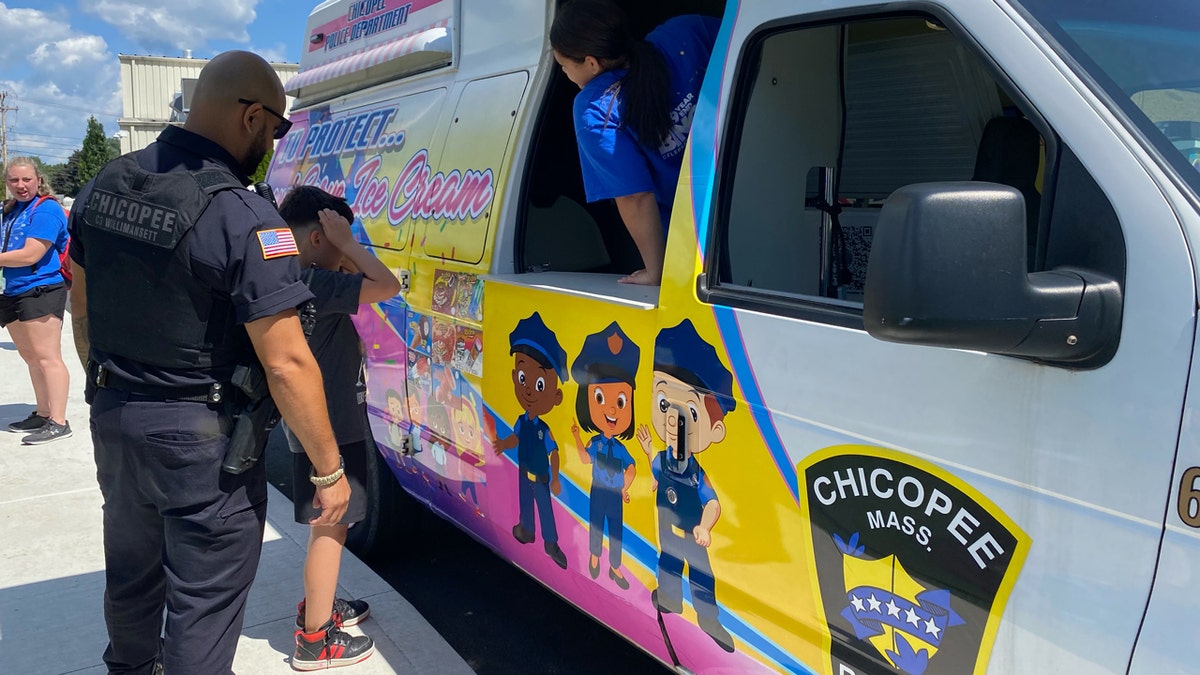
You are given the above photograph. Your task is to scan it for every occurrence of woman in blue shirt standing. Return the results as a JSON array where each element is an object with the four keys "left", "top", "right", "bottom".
[
  {"left": 0, "top": 157, "right": 72, "bottom": 444},
  {"left": 551, "top": 0, "right": 720, "bottom": 286}
]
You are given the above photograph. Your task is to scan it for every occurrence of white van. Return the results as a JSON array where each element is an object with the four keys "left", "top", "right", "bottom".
[{"left": 267, "top": 0, "right": 1200, "bottom": 672}]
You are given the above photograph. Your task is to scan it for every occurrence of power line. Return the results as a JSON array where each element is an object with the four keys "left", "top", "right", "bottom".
[
  {"left": 13, "top": 139, "right": 79, "bottom": 150},
  {"left": 13, "top": 130, "right": 80, "bottom": 142},
  {"left": 17, "top": 96, "right": 120, "bottom": 118},
  {"left": 10, "top": 147, "right": 74, "bottom": 161}
]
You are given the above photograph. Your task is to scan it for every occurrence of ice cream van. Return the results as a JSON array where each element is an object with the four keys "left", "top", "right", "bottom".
[{"left": 266, "top": 0, "right": 1200, "bottom": 672}]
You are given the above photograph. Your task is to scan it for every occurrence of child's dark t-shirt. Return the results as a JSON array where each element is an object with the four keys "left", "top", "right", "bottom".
[{"left": 286, "top": 267, "right": 367, "bottom": 449}]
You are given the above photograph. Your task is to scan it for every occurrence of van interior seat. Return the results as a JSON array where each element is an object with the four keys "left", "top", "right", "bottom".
[
  {"left": 972, "top": 115, "right": 1042, "bottom": 252},
  {"left": 523, "top": 194, "right": 611, "bottom": 272}
]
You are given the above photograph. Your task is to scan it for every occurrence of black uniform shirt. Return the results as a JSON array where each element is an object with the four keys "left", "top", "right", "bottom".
[{"left": 69, "top": 126, "right": 313, "bottom": 387}]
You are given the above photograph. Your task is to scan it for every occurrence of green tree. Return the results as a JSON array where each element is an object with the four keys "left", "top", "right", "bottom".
[
  {"left": 55, "top": 150, "right": 82, "bottom": 197},
  {"left": 76, "top": 116, "right": 115, "bottom": 190},
  {"left": 250, "top": 145, "right": 274, "bottom": 184}
]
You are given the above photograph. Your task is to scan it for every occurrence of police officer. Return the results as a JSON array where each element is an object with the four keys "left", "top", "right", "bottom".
[
  {"left": 68, "top": 51, "right": 350, "bottom": 675},
  {"left": 638, "top": 319, "right": 736, "bottom": 652}
]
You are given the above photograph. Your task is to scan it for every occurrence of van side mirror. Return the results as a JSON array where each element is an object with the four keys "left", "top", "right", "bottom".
[{"left": 863, "top": 182, "right": 1122, "bottom": 368}]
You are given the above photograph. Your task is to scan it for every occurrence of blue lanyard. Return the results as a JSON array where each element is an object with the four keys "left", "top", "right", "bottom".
[{"left": 1, "top": 199, "right": 35, "bottom": 253}]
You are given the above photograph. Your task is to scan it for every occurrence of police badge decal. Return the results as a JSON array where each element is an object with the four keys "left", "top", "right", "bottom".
[{"left": 800, "top": 446, "right": 1030, "bottom": 675}]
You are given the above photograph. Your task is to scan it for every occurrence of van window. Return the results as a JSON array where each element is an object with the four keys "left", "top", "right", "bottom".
[
  {"left": 705, "top": 14, "right": 1125, "bottom": 322},
  {"left": 1015, "top": 0, "right": 1200, "bottom": 188}
]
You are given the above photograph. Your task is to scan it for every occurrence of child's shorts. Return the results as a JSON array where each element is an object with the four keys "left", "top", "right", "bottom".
[
  {"left": 289, "top": 437, "right": 371, "bottom": 525},
  {"left": 0, "top": 282, "right": 67, "bottom": 327}
]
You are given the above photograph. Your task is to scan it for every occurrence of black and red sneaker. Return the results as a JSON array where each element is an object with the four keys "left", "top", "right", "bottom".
[
  {"left": 292, "top": 618, "right": 374, "bottom": 671},
  {"left": 296, "top": 597, "right": 371, "bottom": 629}
]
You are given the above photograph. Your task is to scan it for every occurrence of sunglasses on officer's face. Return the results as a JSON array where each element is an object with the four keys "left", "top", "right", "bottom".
[{"left": 238, "top": 98, "right": 293, "bottom": 140}]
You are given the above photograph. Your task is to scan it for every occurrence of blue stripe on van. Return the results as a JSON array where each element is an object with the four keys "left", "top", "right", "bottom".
[
  {"left": 713, "top": 306, "right": 801, "bottom": 504},
  {"left": 486, "top": 406, "right": 815, "bottom": 674}
]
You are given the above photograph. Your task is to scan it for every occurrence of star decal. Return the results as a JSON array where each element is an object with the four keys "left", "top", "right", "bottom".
[
  {"left": 904, "top": 606, "right": 921, "bottom": 627},
  {"left": 850, "top": 594, "right": 865, "bottom": 612},
  {"left": 867, "top": 594, "right": 882, "bottom": 612},
  {"left": 885, "top": 599, "right": 901, "bottom": 618},
  {"left": 924, "top": 617, "right": 942, "bottom": 639}
]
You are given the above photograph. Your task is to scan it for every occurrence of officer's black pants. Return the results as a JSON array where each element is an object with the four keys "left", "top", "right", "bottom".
[{"left": 91, "top": 389, "right": 267, "bottom": 675}]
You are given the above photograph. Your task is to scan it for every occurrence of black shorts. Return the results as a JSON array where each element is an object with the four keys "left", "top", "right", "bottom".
[
  {"left": 291, "top": 438, "right": 370, "bottom": 525},
  {"left": 0, "top": 281, "right": 67, "bottom": 327}
]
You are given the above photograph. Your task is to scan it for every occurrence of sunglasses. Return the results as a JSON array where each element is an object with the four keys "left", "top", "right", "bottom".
[{"left": 238, "top": 98, "right": 293, "bottom": 139}]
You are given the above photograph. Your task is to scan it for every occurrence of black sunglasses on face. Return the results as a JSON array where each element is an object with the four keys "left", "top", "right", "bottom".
[{"left": 238, "top": 98, "right": 293, "bottom": 139}]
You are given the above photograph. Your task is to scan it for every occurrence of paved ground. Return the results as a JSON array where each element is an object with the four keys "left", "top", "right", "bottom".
[{"left": 0, "top": 315, "right": 473, "bottom": 674}]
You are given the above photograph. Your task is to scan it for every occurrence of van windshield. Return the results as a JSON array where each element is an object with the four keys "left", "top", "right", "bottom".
[{"left": 1018, "top": 0, "right": 1200, "bottom": 186}]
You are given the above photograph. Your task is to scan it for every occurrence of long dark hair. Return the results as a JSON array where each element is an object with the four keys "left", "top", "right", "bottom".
[{"left": 550, "top": 0, "right": 672, "bottom": 148}]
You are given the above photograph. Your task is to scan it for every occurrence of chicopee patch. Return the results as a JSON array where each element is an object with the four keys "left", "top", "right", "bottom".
[
  {"left": 257, "top": 228, "right": 299, "bottom": 259},
  {"left": 800, "top": 446, "right": 1029, "bottom": 675}
]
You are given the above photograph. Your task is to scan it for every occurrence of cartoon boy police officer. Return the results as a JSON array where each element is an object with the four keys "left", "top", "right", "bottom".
[
  {"left": 494, "top": 312, "right": 570, "bottom": 569},
  {"left": 636, "top": 319, "right": 737, "bottom": 653},
  {"left": 570, "top": 322, "right": 640, "bottom": 590}
]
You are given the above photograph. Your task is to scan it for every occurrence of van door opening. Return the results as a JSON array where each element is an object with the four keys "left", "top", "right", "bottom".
[{"left": 516, "top": 0, "right": 728, "bottom": 276}]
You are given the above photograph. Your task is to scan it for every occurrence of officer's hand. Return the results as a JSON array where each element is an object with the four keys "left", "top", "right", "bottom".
[
  {"left": 550, "top": 475, "right": 562, "bottom": 496},
  {"left": 310, "top": 477, "right": 351, "bottom": 525},
  {"left": 318, "top": 209, "right": 354, "bottom": 249},
  {"left": 636, "top": 425, "right": 653, "bottom": 457},
  {"left": 621, "top": 488, "right": 631, "bottom": 504},
  {"left": 693, "top": 525, "right": 712, "bottom": 548}
]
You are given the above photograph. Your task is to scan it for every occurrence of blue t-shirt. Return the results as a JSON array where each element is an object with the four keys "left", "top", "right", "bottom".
[
  {"left": 1, "top": 197, "right": 68, "bottom": 296},
  {"left": 573, "top": 14, "right": 721, "bottom": 232},
  {"left": 513, "top": 414, "right": 557, "bottom": 479},
  {"left": 586, "top": 434, "right": 635, "bottom": 490}
]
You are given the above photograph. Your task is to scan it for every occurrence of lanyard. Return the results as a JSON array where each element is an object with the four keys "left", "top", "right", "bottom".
[{"left": 1, "top": 199, "right": 38, "bottom": 253}]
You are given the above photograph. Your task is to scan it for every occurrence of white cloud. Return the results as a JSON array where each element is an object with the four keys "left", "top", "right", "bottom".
[
  {"left": 0, "top": 4, "right": 121, "bottom": 165},
  {"left": 31, "top": 36, "right": 116, "bottom": 98},
  {"left": 253, "top": 42, "right": 290, "bottom": 64},
  {"left": 0, "top": 3, "right": 74, "bottom": 62},
  {"left": 82, "top": 0, "right": 259, "bottom": 53}
]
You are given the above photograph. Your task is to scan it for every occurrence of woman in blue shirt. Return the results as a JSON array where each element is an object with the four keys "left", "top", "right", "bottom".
[
  {"left": 551, "top": 0, "right": 720, "bottom": 285},
  {"left": 0, "top": 157, "right": 72, "bottom": 444}
]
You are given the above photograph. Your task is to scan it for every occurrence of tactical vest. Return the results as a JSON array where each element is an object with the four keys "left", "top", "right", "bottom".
[{"left": 79, "top": 152, "right": 247, "bottom": 370}]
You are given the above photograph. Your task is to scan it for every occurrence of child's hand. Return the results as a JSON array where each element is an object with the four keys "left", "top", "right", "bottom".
[
  {"left": 636, "top": 425, "right": 653, "bottom": 457},
  {"left": 571, "top": 421, "right": 581, "bottom": 442},
  {"left": 317, "top": 208, "right": 354, "bottom": 248}
]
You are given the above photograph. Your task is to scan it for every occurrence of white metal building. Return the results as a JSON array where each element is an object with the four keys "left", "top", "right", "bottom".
[{"left": 116, "top": 54, "right": 299, "bottom": 154}]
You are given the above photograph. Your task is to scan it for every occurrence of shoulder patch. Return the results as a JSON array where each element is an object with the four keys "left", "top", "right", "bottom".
[{"left": 257, "top": 228, "right": 299, "bottom": 259}]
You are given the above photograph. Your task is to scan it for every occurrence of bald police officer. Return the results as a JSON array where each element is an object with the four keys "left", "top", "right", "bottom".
[{"left": 69, "top": 51, "right": 350, "bottom": 674}]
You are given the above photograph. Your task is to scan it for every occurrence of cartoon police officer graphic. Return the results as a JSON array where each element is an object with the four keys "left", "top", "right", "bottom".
[
  {"left": 494, "top": 312, "right": 570, "bottom": 569},
  {"left": 636, "top": 319, "right": 736, "bottom": 652},
  {"left": 570, "top": 322, "right": 640, "bottom": 590}
]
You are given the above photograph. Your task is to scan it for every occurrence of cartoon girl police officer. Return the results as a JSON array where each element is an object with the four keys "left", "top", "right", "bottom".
[{"left": 570, "top": 322, "right": 640, "bottom": 590}]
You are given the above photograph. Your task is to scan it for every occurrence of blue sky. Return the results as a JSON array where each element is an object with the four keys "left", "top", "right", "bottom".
[{"left": 0, "top": 1, "right": 312, "bottom": 165}]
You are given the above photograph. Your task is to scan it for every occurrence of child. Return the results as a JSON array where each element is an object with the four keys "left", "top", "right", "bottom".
[
  {"left": 569, "top": 322, "right": 639, "bottom": 589},
  {"left": 278, "top": 186, "right": 403, "bottom": 670}
]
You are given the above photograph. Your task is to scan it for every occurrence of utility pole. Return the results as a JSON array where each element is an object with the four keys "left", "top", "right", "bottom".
[{"left": 0, "top": 90, "right": 16, "bottom": 199}]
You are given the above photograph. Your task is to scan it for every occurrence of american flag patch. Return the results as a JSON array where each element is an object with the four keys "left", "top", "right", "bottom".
[{"left": 257, "top": 228, "right": 298, "bottom": 259}]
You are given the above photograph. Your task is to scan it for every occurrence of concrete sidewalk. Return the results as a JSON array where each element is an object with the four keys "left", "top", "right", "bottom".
[{"left": 0, "top": 317, "right": 473, "bottom": 674}]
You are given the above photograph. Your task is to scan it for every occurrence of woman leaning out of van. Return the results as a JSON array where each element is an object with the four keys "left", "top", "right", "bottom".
[
  {"left": 0, "top": 157, "right": 72, "bottom": 445},
  {"left": 550, "top": 0, "right": 720, "bottom": 286}
]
